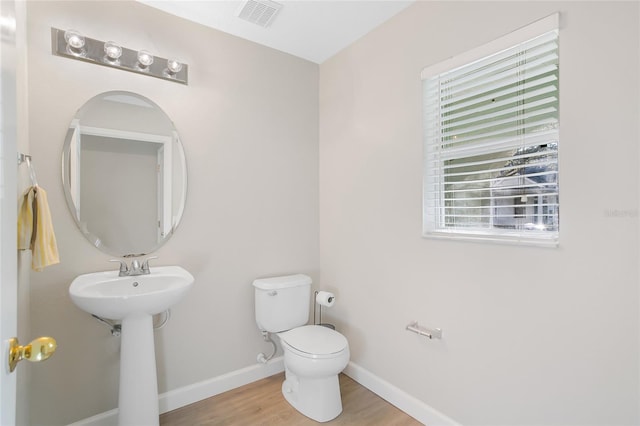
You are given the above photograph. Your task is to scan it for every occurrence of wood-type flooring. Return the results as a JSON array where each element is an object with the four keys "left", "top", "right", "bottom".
[{"left": 160, "top": 373, "right": 423, "bottom": 425}]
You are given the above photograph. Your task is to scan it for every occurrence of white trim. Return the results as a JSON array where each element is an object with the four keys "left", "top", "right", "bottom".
[
  {"left": 159, "top": 356, "right": 284, "bottom": 413},
  {"left": 343, "top": 362, "right": 460, "bottom": 426},
  {"left": 424, "top": 229, "right": 559, "bottom": 248},
  {"left": 66, "top": 409, "right": 117, "bottom": 426},
  {"left": 66, "top": 358, "right": 458, "bottom": 426},
  {"left": 421, "top": 13, "right": 559, "bottom": 80},
  {"left": 66, "top": 357, "right": 285, "bottom": 426},
  {"left": 78, "top": 125, "right": 172, "bottom": 144}
]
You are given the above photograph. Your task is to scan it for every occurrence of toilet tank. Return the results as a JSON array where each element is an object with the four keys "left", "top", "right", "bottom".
[{"left": 253, "top": 274, "right": 311, "bottom": 333}]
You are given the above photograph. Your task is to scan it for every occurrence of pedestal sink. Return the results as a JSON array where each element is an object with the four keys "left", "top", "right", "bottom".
[{"left": 69, "top": 266, "right": 194, "bottom": 426}]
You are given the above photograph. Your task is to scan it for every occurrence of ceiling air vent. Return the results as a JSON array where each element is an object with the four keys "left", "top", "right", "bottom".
[{"left": 237, "top": 0, "right": 283, "bottom": 28}]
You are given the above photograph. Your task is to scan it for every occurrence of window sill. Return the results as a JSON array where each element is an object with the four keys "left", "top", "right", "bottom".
[{"left": 423, "top": 229, "right": 559, "bottom": 248}]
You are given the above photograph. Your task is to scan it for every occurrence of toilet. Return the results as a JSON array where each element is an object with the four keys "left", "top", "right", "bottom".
[{"left": 253, "top": 274, "right": 350, "bottom": 422}]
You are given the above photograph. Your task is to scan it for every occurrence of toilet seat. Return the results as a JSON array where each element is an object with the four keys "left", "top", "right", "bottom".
[{"left": 279, "top": 325, "right": 348, "bottom": 360}]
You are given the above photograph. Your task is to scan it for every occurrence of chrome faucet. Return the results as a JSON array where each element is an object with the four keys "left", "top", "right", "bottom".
[
  {"left": 109, "top": 256, "right": 158, "bottom": 277},
  {"left": 129, "top": 259, "right": 142, "bottom": 275}
]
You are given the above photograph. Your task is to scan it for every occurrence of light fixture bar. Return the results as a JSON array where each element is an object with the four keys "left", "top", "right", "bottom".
[{"left": 51, "top": 28, "right": 188, "bottom": 85}]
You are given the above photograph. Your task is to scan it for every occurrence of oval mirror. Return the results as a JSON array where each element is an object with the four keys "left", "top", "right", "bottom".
[{"left": 61, "top": 91, "right": 187, "bottom": 257}]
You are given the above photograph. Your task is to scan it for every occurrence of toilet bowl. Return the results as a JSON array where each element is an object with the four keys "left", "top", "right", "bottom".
[
  {"left": 253, "top": 274, "right": 350, "bottom": 423},
  {"left": 278, "top": 325, "right": 350, "bottom": 422}
]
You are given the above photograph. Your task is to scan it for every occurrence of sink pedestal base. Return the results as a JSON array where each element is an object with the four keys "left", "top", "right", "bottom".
[{"left": 118, "top": 314, "right": 159, "bottom": 426}]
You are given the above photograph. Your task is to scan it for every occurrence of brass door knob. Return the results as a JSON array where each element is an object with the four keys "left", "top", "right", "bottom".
[{"left": 8, "top": 336, "right": 57, "bottom": 372}]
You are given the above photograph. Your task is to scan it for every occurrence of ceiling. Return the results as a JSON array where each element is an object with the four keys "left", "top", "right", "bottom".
[{"left": 138, "top": 0, "right": 415, "bottom": 64}]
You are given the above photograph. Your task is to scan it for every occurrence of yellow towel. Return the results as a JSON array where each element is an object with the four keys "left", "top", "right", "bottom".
[{"left": 17, "top": 186, "right": 60, "bottom": 271}]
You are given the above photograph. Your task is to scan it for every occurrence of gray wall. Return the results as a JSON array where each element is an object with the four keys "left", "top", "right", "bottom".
[
  {"left": 25, "top": 1, "right": 319, "bottom": 424},
  {"left": 319, "top": 1, "right": 639, "bottom": 425}
]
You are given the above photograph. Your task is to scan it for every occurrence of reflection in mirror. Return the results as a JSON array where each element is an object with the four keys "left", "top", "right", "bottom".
[{"left": 62, "top": 91, "right": 187, "bottom": 257}]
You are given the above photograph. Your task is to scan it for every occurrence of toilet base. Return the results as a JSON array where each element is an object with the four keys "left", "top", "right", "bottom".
[{"left": 281, "top": 369, "right": 342, "bottom": 422}]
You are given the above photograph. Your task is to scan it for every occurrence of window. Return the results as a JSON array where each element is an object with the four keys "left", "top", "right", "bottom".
[{"left": 422, "top": 14, "right": 559, "bottom": 246}]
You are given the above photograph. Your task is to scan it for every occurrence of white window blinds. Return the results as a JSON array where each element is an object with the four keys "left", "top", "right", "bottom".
[{"left": 422, "top": 15, "right": 559, "bottom": 246}]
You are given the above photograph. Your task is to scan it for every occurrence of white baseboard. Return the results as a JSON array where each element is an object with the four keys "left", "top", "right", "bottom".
[
  {"left": 159, "top": 356, "right": 284, "bottom": 413},
  {"left": 344, "top": 361, "right": 460, "bottom": 426},
  {"left": 68, "top": 358, "right": 457, "bottom": 426},
  {"left": 67, "top": 357, "right": 285, "bottom": 426},
  {"left": 67, "top": 409, "right": 118, "bottom": 426}
]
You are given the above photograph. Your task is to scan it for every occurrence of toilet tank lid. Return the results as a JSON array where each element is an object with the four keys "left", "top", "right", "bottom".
[{"left": 252, "top": 274, "right": 311, "bottom": 290}]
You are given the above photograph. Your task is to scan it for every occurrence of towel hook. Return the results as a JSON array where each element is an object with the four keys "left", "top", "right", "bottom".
[
  {"left": 25, "top": 156, "right": 38, "bottom": 186},
  {"left": 18, "top": 153, "right": 38, "bottom": 186}
]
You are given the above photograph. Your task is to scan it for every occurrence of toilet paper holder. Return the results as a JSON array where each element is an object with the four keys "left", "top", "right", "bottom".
[
  {"left": 313, "top": 290, "right": 336, "bottom": 329},
  {"left": 406, "top": 321, "right": 442, "bottom": 340}
]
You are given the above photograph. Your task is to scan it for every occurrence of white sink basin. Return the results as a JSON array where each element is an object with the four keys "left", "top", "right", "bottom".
[{"left": 69, "top": 265, "right": 194, "bottom": 320}]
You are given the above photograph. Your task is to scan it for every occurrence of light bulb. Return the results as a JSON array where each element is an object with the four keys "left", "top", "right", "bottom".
[
  {"left": 64, "top": 30, "right": 84, "bottom": 55},
  {"left": 104, "top": 41, "right": 122, "bottom": 61},
  {"left": 137, "top": 50, "right": 154, "bottom": 67},
  {"left": 64, "top": 29, "right": 84, "bottom": 49},
  {"left": 166, "top": 59, "right": 183, "bottom": 74}
]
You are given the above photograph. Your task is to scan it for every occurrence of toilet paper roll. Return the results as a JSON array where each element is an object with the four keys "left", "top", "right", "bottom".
[{"left": 316, "top": 291, "right": 335, "bottom": 308}]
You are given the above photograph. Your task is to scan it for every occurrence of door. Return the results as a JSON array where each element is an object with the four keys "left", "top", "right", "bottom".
[{"left": 0, "top": 0, "right": 19, "bottom": 423}]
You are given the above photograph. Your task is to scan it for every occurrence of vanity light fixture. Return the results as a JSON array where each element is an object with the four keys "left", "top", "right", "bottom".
[{"left": 51, "top": 28, "right": 188, "bottom": 85}]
